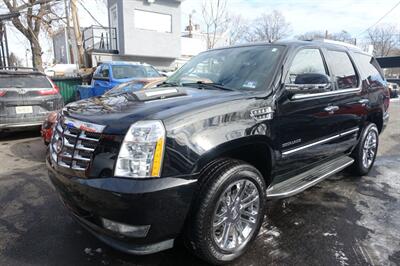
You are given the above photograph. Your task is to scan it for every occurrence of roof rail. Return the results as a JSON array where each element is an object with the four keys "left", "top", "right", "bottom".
[
  {"left": 320, "top": 39, "right": 361, "bottom": 50},
  {"left": 0, "top": 66, "right": 38, "bottom": 71}
]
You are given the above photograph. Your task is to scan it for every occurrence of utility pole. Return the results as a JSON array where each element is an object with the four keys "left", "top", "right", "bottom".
[
  {"left": 0, "top": 12, "right": 20, "bottom": 67},
  {"left": 71, "top": 0, "right": 85, "bottom": 67},
  {"left": 63, "top": 0, "right": 72, "bottom": 64}
]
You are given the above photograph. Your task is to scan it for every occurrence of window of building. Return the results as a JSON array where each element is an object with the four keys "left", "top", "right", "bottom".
[
  {"left": 134, "top": 9, "right": 172, "bottom": 33},
  {"left": 327, "top": 50, "right": 358, "bottom": 89},
  {"left": 286, "top": 49, "right": 327, "bottom": 84}
]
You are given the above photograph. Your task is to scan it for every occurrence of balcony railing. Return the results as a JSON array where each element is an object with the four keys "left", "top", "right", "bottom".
[{"left": 83, "top": 26, "right": 118, "bottom": 54}]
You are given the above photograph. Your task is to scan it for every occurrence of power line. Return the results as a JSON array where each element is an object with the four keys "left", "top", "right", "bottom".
[
  {"left": 357, "top": 0, "right": 400, "bottom": 37},
  {"left": 76, "top": 0, "right": 105, "bottom": 28}
]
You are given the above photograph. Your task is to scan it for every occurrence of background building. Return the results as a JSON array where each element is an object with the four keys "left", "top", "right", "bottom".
[{"left": 102, "top": 0, "right": 183, "bottom": 69}]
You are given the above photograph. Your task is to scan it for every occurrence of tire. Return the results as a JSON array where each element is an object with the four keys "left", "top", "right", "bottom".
[
  {"left": 186, "top": 159, "right": 267, "bottom": 265},
  {"left": 350, "top": 123, "right": 379, "bottom": 176}
]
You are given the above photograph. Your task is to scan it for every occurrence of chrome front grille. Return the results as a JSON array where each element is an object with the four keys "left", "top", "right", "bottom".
[{"left": 50, "top": 116, "right": 105, "bottom": 171}]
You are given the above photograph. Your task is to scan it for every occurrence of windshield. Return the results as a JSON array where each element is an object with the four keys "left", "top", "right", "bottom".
[
  {"left": 166, "top": 45, "right": 284, "bottom": 91},
  {"left": 0, "top": 75, "right": 52, "bottom": 88},
  {"left": 112, "top": 65, "right": 160, "bottom": 79}
]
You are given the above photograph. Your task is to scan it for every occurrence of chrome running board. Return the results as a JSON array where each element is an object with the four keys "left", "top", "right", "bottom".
[{"left": 266, "top": 156, "right": 354, "bottom": 199}]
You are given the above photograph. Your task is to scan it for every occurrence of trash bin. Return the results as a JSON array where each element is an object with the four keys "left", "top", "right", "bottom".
[{"left": 51, "top": 77, "right": 83, "bottom": 104}]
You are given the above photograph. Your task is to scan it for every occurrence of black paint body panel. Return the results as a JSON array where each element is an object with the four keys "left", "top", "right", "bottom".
[{"left": 48, "top": 41, "right": 389, "bottom": 252}]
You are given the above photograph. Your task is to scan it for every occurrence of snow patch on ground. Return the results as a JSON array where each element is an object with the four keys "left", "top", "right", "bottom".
[
  {"left": 323, "top": 232, "right": 337, "bottom": 237},
  {"left": 353, "top": 164, "right": 400, "bottom": 265},
  {"left": 334, "top": 250, "right": 349, "bottom": 266},
  {"left": 84, "top": 248, "right": 93, "bottom": 256},
  {"left": 257, "top": 221, "right": 289, "bottom": 260},
  {"left": 84, "top": 247, "right": 102, "bottom": 256}
]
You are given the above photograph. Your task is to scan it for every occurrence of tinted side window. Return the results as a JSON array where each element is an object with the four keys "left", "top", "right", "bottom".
[
  {"left": 93, "top": 65, "right": 110, "bottom": 79},
  {"left": 327, "top": 50, "right": 358, "bottom": 89},
  {"left": 286, "top": 49, "right": 327, "bottom": 84},
  {"left": 93, "top": 65, "right": 103, "bottom": 79},
  {"left": 100, "top": 64, "right": 110, "bottom": 78},
  {"left": 353, "top": 53, "right": 385, "bottom": 88},
  {"left": 145, "top": 66, "right": 161, "bottom": 77}
]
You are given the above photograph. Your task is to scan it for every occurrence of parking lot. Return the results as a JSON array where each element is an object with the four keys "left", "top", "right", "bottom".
[{"left": 0, "top": 100, "right": 398, "bottom": 266}]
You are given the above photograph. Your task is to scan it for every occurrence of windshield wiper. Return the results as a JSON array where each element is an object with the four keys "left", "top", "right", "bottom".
[
  {"left": 157, "top": 81, "right": 179, "bottom": 87},
  {"left": 181, "top": 81, "right": 234, "bottom": 91}
]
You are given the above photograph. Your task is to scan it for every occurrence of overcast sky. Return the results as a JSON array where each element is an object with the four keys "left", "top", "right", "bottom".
[{"left": 4, "top": 0, "right": 400, "bottom": 65}]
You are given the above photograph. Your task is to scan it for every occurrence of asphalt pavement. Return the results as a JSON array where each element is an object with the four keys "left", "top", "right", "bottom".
[{"left": 0, "top": 100, "right": 399, "bottom": 266}]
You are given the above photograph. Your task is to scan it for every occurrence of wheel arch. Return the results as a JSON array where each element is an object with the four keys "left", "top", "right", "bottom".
[
  {"left": 193, "top": 136, "right": 276, "bottom": 186},
  {"left": 365, "top": 109, "right": 383, "bottom": 133}
]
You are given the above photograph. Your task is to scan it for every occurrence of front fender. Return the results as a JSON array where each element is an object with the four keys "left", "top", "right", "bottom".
[{"left": 163, "top": 117, "right": 278, "bottom": 177}]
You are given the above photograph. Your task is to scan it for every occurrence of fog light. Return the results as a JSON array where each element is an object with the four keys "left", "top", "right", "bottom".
[{"left": 102, "top": 218, "right": 150, "bottom": 238}]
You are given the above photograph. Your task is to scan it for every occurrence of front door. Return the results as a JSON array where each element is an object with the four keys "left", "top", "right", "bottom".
[
  {"left": 92, "top": 64, "right": 111, "bottom": 95},
  {"left": 274, "top": 48, "right": 343, "bottom": 180}
]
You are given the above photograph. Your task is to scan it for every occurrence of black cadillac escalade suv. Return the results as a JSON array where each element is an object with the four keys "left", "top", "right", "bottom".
[{"left": 47, "top": 40, "right": 389, "bottom": 264}]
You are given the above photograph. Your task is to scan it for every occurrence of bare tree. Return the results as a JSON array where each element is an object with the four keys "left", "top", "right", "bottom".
[
  {"left": 296, "top": 30, "right": 355, "bottom": 44},
  {"left": 2, "top": 0, "right": 63, "bottom": 71},
  {"left": 9, "top": 52, "right": 22, "bottom": 66},
  {"left": 331, "top": 30, "right": 354, "bottom": 43},
  {"left": 226, "top": 14, "right": 249, "bottom": 45},
  {"left": 250, "top": 10, "right": 291, "bottom": 42},
  {"left": 296, "top": 31, "right": 325, "bottom": 41},
  {"left": 201, "top": 0, "right": 229, "bottom": 49},
  {"left": 366, "top": 24, "right": 398, "bottom": 56}
]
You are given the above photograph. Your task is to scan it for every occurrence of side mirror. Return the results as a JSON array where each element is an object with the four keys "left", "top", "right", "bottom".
[{"left": 285, "top": 73, "right": 331, "bottom": 94}]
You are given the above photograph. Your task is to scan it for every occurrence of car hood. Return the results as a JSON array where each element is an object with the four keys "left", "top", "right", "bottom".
[{"left": 63, "top": 87, "right": 247, "bottom": 134}]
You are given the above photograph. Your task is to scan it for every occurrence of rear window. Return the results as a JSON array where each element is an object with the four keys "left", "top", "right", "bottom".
[
  {"left": 0, "top": 75, "right": 52, "bottom": 88},
  {"left": 353, "top": 53, "right": 385, "bottom": 88}
]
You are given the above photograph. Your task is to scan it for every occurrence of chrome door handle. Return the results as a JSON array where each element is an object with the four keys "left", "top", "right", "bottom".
[
  {"left": 358, "top": 99, "right": 369, "bottom": 106},
  {"left": 324, "top": 106, "right": 339, "bottom": 113}
]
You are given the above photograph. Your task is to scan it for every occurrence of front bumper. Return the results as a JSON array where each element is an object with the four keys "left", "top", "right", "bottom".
[{"left": 47, "top": 157, "right": 197, "bottom": 254}]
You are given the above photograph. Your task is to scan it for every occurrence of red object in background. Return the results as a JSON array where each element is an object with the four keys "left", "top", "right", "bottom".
[
  {"left": 38, "top": 79, "right": 60, "bottom": 95},
  {"left": 41, "top": 112, "right": 58, "bottom": 145}
]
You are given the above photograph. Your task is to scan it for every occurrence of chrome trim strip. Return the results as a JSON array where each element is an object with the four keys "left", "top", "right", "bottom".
[
  {"left": 75, "top": 144, "right": 95, "bottom": 152},
  {"left": 79, "top": 133, "right": 100, "bottom": 142},
  {"left": 73, "top": 154, "right": 91, "bottom": 162},
  {"left": 267, "top": 158, "right": 354, "bottom": 199},
  {"left": 282, "top": 128, "right": 359, "bottom": 156},
  {"left": 292, "top": 88, "right": 360, "bottom": 100}
]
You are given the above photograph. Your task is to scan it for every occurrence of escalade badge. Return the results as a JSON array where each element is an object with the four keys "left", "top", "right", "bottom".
[{"left": 250, "top": 107, "right": 274, "bottom": 121}]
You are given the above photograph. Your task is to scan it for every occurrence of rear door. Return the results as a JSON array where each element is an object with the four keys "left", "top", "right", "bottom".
[{"left": 323, "top": 49, "right": 366, "bottom": 154}]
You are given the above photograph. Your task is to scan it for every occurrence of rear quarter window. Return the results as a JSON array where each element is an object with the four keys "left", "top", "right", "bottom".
[
  {"left": 0, "top": 74, "right": 52, "bottom": 88},
  {"left": 353, "top": 53, "right": 385, "bottom": 88},
  {"left": 326, "top": 50, "right": 358, "bottom": 89}
]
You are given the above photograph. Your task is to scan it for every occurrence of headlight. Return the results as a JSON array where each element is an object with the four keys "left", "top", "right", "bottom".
[{"left": 114, "top": 120, "right": 166, "bottom": 178}]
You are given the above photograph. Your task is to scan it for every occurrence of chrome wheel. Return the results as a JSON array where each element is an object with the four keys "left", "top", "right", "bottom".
[
  {"left": 362, "top": 130, "right": 377, "bottom": 169},
  {"left": 212, "top": 179, "right": 260, "bottom": 252}
]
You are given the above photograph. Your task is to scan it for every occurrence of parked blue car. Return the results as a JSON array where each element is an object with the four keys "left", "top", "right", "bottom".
[{"left": 77, "top": 61, "right": 163, "bottom": 99}]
